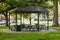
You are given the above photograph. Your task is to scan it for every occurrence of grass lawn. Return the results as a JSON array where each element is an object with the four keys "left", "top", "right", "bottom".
[
  {"left": 0, "top": 26, "right": 60, "bottom": 40},
  {"left": 50, "top": 26, "right": 60, "bottom": 31},
  {"left": 0, "top": 26, "right": 8, "bottom": 29},
  {"left": 0, "top": 32, "right": 60, "bottom": 40}
]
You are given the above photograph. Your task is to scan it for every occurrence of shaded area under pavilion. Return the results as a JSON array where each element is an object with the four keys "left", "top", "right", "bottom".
[{"left": 9, "top": 6, "right": 49, "bottom": 32}]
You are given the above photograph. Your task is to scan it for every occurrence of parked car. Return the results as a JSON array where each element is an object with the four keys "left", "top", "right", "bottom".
[{"left": 0, "top": 20, "right": 6, "bottom": 25}]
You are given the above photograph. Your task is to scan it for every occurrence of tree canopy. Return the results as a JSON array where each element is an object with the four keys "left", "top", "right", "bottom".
[
  {"left": 6, "top": 0, "right": 52, "bottom": 8},
  {"left": 0, "top": 0, "right": 54, "bottom": 12}
]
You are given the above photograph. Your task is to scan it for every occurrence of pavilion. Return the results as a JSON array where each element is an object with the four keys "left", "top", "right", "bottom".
[{"left": 9, "top": 6, "right": 49, "bottom": 32}]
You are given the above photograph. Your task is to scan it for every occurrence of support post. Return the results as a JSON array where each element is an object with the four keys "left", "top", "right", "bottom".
[
  {"left": 9, "top": 13, "right": 10, "bottom": 30},
  {"left": 47, "top": 13, "right": 49, "bottom": 30},
  {"left": 37, "top": 13, "right": 39, "bottom": 32},
  {"left": 16, "top": 13, "right": 17, "bottom": 27},
  {"left": 29, "top": 14, "right": 31, "bottom": 25}
]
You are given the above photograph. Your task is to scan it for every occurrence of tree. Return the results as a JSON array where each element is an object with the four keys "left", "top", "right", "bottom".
[
  {"left": 0, "top": 2, "right": 10, "bottom": 26},
  {"left": 6, "top": 0, "right": 49, "bottom": 8},
  {"left": 50, "top": 0, "right": 59, "bottom": 26},
  {"left": 43, "top": 0, "right": 59, "bottom": 26},
  {"left": 0, "top": 1, "right": 15, "bottom": 26}
]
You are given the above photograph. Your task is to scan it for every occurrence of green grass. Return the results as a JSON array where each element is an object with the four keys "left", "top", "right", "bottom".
[
  {"left": 1, "top": 26, "right": 60, "bottom": 40},
  {"left": 0, "top": 26, "right": 8, "bottom": 29},
  {"left": 0, "top": 32, "right": 60, "bottom": 40},
  {"left": 0, "top": 25, "right": 15, "bottom": 29},
  {"left": 0, "top": 26, "right": 8, "bottom": 32},
  {"left": 50, "top": 26, "right": 60, "bottom": 31}
]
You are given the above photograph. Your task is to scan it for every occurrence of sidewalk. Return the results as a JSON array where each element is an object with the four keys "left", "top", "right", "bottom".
[
  {"left": 40, "top": 28, "right": 58, "bottom": 32},
  {"left": 2, "top": 28, "right": 59, "bottom": 33}
]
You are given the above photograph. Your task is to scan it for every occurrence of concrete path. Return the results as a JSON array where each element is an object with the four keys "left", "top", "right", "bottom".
[
  {"left": 40, "top": 28, "right": 58, "bottom": 32},
  {"left": 2, "top": 28, "right": 59, "bottom": 33}
]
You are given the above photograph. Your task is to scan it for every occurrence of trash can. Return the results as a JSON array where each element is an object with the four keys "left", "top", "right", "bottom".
[
  {"left": 35, "top": 24, "right": 39, "bottom": 31},
  {"left": 21, "top": 24, "right": 25, "bottom": 28}
]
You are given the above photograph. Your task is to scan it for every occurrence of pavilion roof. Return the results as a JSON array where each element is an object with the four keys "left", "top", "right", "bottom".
[{"left": 9, "top": 6, "right": 49, "bottom": 13}]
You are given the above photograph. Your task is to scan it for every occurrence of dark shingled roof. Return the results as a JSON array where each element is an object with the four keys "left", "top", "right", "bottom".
[{"left": 9, "top": 6, "right": 49, "bottom": 13}]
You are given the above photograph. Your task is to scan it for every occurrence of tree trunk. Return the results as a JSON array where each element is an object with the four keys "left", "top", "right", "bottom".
[
  {"left": 3, "top": 12, "right": 8, "bottom": 26},
  {"left": 5, "top": 12, "right": 8, "bottom": 26},
  {"left": 0, "top": 14, "right": 2, "bottom": 22},
  {"left": 53, "top": 0, "right": 59, "bottom": 26}
]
